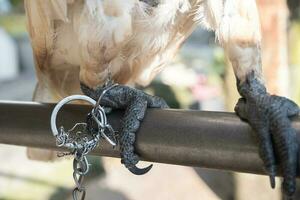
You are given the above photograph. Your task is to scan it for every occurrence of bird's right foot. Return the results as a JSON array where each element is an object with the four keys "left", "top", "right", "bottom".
[
  {"left": 235, "top": 72, "right": 299, "bottom": 197},
  {"left": 81, "top": 82, "right": 169, "bottom": 175}
]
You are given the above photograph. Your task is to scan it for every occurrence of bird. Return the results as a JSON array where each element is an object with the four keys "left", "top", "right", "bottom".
[{"left": 24, "top": 0, "right": 299, "bottom": 198}]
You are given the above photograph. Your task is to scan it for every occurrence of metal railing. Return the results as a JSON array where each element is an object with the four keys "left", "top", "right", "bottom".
[{"left": 0, "top": 101, "right": 299, "bottom": 177}]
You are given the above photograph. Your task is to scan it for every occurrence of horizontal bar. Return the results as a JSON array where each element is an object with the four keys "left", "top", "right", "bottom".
[{"left": 0, "top": 101, "right": 300, "bottom": 177}]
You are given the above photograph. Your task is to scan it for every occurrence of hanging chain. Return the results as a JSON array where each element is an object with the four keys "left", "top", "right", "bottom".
[
  {"left": 72, "top": 150, "right": 89, "bottom": 200},
  {"left": 56, "top": 125, "right": 97, "bottom": 200},
  {"left": 51, "top": 87, "right": 118, "bottom": 200}
]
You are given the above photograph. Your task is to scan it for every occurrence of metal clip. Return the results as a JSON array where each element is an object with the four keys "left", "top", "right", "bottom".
[
  {"left": 50, "top": 92, "right": 118, "bottom": 200},
  {"left": 91, "top": 106, "right": 117, "bottom": 146}
]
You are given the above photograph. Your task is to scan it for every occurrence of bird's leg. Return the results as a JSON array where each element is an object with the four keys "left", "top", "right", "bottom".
[
  {"left": 199, "top": 0, "right": 300, "bottom": 196},
  {"left": 81, "top": 83, "right": 168, "bottom": 175},
  {"left": 234, "top": 71, "right": 299, "bottom": 196}
]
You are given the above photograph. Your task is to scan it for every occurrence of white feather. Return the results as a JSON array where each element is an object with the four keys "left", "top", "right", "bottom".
[{"left": 26, "top": 0, "right": 262, "bottom": 88}]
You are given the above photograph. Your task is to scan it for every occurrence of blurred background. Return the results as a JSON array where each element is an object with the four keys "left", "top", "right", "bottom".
[{"left": 0, "top": 0, "right": 300, "bottom": 199}]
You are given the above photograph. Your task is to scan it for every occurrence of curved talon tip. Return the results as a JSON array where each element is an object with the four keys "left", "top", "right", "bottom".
[
  {"left": 128, "top": 164, "right": 153, "bottom": 175},
  {"left": 269, "top": 175, "right": 276, "bottom": 189}
]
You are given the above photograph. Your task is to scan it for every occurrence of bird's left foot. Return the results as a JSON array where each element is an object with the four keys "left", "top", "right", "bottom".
[
  {"left": 235, "top": 72, "right": 299, "bottom": 197},
  {"left": 81, "top": 82, "right": 169, "bottom": 175}
]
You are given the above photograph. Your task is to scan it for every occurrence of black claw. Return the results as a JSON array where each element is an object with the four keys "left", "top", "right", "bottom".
[
  {"left": 236, "top": 72, "right": 299, "bottom": 197},
  {"left": 128, "top": 164, "right": 153, "bottom": 175},
  {"left": 269, "top": 175, "right": 276, "bottom": 189},
  {"left": 81, "top": 83, "right": 168, "bottom": 176}
]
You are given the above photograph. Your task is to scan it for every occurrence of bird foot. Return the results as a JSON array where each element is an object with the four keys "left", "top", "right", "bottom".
[
  {"left": 81, "top": 82, "right": 169, "bottom": 175},
  {"left": 235, "top": 72, "right": 299, "bottom": 197}
]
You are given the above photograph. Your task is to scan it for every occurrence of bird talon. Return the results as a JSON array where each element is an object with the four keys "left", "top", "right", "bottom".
[
  {"left": 82, "top": 83, "right": 168, "bottom": 175},
  {"left": 236, "top": 73, "right": 299, "bottom": 197},
  {"left": 128, "top": 164, "right": 153, "bottom": 175},
  {"left": 269, "top": 175, "right": 276, "bottom": 189}
]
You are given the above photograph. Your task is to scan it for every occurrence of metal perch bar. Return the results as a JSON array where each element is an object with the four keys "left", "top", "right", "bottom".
[{"left": 0, "top": 101, "right": 300, "bottom": 177}]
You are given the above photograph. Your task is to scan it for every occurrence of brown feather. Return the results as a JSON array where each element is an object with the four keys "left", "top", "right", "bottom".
[
  {"left": 25, "top": 0, "right": 263, "bottom": 162},
  {"left": 25, "top": 0, "right": 202, "bottom": 94}
]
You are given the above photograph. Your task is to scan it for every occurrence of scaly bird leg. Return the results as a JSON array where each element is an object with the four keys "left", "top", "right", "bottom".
[
  {"left": 199, "top": 0, "right": 300, "bottom": 197},
  {"left": 235, "top": 72, "right": 299, "bottom": 196},
  {"left": 81, "top": 83, "right": 169, "bottom": 175}
]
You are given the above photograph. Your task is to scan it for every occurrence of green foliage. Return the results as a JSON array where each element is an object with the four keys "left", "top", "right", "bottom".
[
  {"left": 9, "top": 0, "right": 22, "bottom": 6},
  {"left": 0, "top": 14, "right": 27, "bottom": 36},
  {"left": 288, "top": 0, "right": 300, "bottom": 20},
  {"left": 6, "top": 0, "right": 25, "bottom": 13}
]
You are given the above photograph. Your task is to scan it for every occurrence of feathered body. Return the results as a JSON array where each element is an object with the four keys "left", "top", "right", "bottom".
[
  {"left": 24, "top": 1, "right": 268, "bottom": 199},
  {"left": 25, "top": 0, "right": 262, "bottom": 183},
  {"left": 26, "top": 0, "right": 192, "bottom": 101},
  {"left": 25, "top": 0, "right": 261, "bottom": 102}
]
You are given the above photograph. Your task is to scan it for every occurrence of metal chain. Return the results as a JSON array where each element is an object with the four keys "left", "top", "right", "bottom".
[
  {"left": 51, "top": 83, "right": 118, "bottom": 200},
  {"left": 72, "top": 151, "right": 88, "bottom": 200},
  {"left": 54, "top": 107, "right": 114, "bottom": 200},
  {"left": 56, "top": 129, "right": 96, "bottom": 200}
]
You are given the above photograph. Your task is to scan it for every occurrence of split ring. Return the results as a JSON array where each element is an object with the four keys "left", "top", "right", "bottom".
[{"left": 50, "top": 95, "right": 96, "bottom": 137}]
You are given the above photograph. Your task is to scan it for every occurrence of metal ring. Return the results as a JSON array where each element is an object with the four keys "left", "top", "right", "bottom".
[{"left": 50, "top": 95, "right": 96, "bottom": 137}]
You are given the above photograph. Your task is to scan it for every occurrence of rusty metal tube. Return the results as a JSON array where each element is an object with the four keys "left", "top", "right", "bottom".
[{"left": 0, "top": 101, "right": 299, "bottom": 177}]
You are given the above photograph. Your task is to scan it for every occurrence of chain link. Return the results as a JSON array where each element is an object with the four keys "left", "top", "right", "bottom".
[
  {"left": 72, "top": 151, "right": 88, "bottom": 200},
  {"left": 54, "top": 107, "right": 108, "bottom": 200},
  {"left": 51, "top": 84, "right": 118, "bottom": 200}
]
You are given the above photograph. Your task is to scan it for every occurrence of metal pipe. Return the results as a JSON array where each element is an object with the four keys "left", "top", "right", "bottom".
[{"left": 0, "top": 101, "right": 300, "bottom": 177}]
